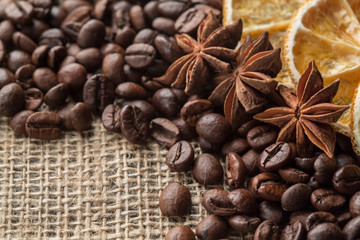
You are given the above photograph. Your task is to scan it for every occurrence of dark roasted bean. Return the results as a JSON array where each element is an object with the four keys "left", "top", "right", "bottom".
[
  {"left": 166, "top": 141, "right": 194, "bottom": 172},
  {"left": 165, "top": 225, "right": 195, "bottom": 240},
  {"left": 44, "top": 84, "right": 69, "bottom": 108},
  {"left": 26, "top": 111, "right": 62, "bottom": 140},
  {"left": 343, "top": 216, "right": 360, "bottom": 240},
  {"left": 307, "top": 223, "right": 344, "bottom": 240},
  {"left": 102, "top": 53, "right": 125, "bottom": 86},
  {"left": 250, "top": 172, "right": 287, "bottom": 202},
  {"left": 196, "top": 113, "right": 231, "bottom": 143},
  {"left": 58, "top": 63, "right": 87, "bottom": 91},
  {"left": 311, "top": 188, "right": 346, "bottom": 212},
  {"left": 332, "top": 165, "right": 360, "bottom": 195},
  {"left": 258, "top": 142, "right": 292, "bottom": 172},
  {"left": 305, "top": 211, "right": 337, "bottom": 231},
  {"left": 175, "top": 7, "right": 206, "bottom": 35},
  {"left": 181, "top": 99, "right": 213, "bottom": 126},
  {"left": 192, "top": 153, "right": 223, "bottom": 185},
  {"left": 9, "top": 110, "right": 34, "bottom": 135},
  {"left": 201, "top": 189, "right": 236, "bottom": 216},
  {"left": 25, "top": 88, "right": 43, "bottom": 111},
  {"left": 259, "top": 201, "right": 286, "bottom": 224},
  {"left": 159, "top": 182, "right": 191, "bottom": 217},
  {"left": 122, "top": 100, "right": 156, "bottom": 121},
  {"left": 150, "top": 118, "right": 179, "bottom": 148},
  {"left": 254, "top": 220, "right": 281, "bottom": 240},
  {"left": 0, "top": 83, "right": 25, "bottom": 117},
  {"left": 196, "top": 215, "right": 228, "bottom": 240},
  {"left": 228, "top": 215, "right": 261, "bottom": 233},
  {"left": 172, "top": 117, "right": 197, "bottom": 140},
  {"left": 278, "top": 167, "right": 310, "bottom": 184},
  {"left": 225, "top": 152, "right": 247, "bottom": 188},
  {"left": 101, "top": 104, "right": 121, "bottom": 133},
  {"left": 77, "top": 19, "right": 106, "bottom": 48},
  {"left": 119, "top": 105, "right": 149, "bottom": 144},
  {"left": 116, "top": 82, "right": 147, "bottom": 99},
  {"left": 247, "top": 125, "right": 277, "bottom": 151},
  {"left": 314, "top": 153, "right": 338, "bottom": 185},
  {"left": 350, "top": 191, "right": 360, "bottom": 217},
  {"left": 280, "top": 221, "right": 306, "bottom": 240},
  {"left": 33, "top": 68, "right": 58, "bottom": 92},
  {"left": 281, "top": 183, "right": 312, "bottom": 212},
  {"left": 125, "top": 43, "right": 156, "bottom": 69},
  {"left": 75, "top": 48, "right": 102, "bottom": 72}
]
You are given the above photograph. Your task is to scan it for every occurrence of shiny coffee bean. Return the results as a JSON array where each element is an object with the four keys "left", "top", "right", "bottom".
[
  {"left": 254, "top": 220, "right": 281, "bottom": 240},
  {"left": 44, "top": 84, "right": 69, "bottom": 108},
  {"left": 77, "top": 19, "right": 106, "bottom": 48},
  {"left": 153, "top": 88, "right": 187, "bottom": 117},
  {"left": 172, "top": 117, "right": 197, "bottom": 140},
  {"left": 12, "top": 32, "right": 37, "bottom": 54},
  {"left": 116, "top": 82, "right": 147, "bottom": 99},
  {"left": 15, "top": 64, "right": 35, "bottom": 81},
  {"left": 343, "top": 216, "right": 360, "bottom": 240},
  {"left": 144, "top": 1, "right": 159, "bottom": 21},
  {"left": 69, "top": 102, "right": 92, "bottom": 132},
  {"left": 192, "top": 153, "right": 223, "bottom": 185},
  {"left": 289, "top": 211, "right": 312, "bottom": 226},
  {"left": 281, "top": 183, "right": 312, "bottom": 212},
  {"left": 145, "top": 59, "right": 169, "bottom": 77},
  {"left": 22, "top": 19, "right": 50, "bottom": 43},
  {"left": 26, "top": 111, "right": 62, "bottom": 140},
  {"left": 242, "top": 149, "right": 260, "bottom": 176},
  {"left": 180, "top": 99, "right": 213, "bottom": 126},
  {"left": 150, "top": 118, "right": 179, "bottom": 148},
  {"left": 5, "top": 1, "right": 33, "bottom": 25},
  {"left": 314, "top": 153, "right": 338, "bottom": 185},
  {"left": 61, "top": 21, "right": 82, "bottom": 43},
  {"left": 165, "top": 225, "right": 195, "bottom": 240},
  {"left": 258, "top": 142, "right": 292, "bottom": 172},
  {"left": 99, "top": 43, "right": 125, "bottom": 57},
  {"left": 47, "top": 45, "right": 67, "bottom": 71},
  {"left": 336, "top": 154, "right": 356, "bottom": 168},
  {"left": 305, "top": 211, "right": 337, "bottom": 231},
  {"left": 159, "top": 182, "right": 191, "bottom": 217},
  {"left": 250, "top": 172, "right": 288, "bottom": 202},
  {"left": 33, "top": 68, "right": 58, "bottom": 92},
  {"left": 101, "top": 104, "right": 121, "bottom": 133},
  {"left": 57, "top": 101, "right": 75, "bottom": 130},
  {"left": 0, "top": 20, "right": 16, "bottom": 44},
  {"left": 247, "top": 125, "right": 277, "bottom": 151},
  {"left": 0, "top": 83, "right": 25, "bottom": 117},
  {"left": 25, "top": 88, "right": 43, "bottom": 111},
  {"left": 152, "top": 17, "right": 175, "bottom": 35},
  {"left": 307, "top": 223, "right": 344, "bottom": 240},
  {"left": 114, "top": 26, "right": 136, "bottom": 48},
  {"left": 121, "top": 100, "right": 156, "bottom": 121},
  {"left": 158, "top": 0, "right": 190, "bottom": 19},
  {"left": 196, "top": 215, "right": 228, "bottom": 240},
  {"left": 350, "top": 191, "right": 360, "bottom": 217},
  {"left": 102, "top": 53, "right": 125, "bottom": 86},
  {"left": 166, "top": 141, "right": 194, "bottom": 172},
  {"left": 32, "top": 45, "right": 50, "bottom": 66},
  {"left": 308, "top": 176, "right": 321, "bottom": 191},
  {"left": 154, "top": 34, "right": 183, "bottom": 63},
  {"left": 278, "top": 167, "right": 310, "bottom": 184},
  {"left": 39, "top": 28, "right": 66, "bottom": 47},
  {"left": 225, "top": 152, "right": 247, "bottom": 188},
  {"left": 125, "top": 43, "right": 156, "bottom": 69},
  {"left": 119, "top": 105, "right": 149, "bottom": 145},
  {"left": 196, "top": 113, "right": 232, "bottom": 143},
  {"left": 198, "top": 136, "right": 222, "bottom": 153},
  {"left": 280, "top": 221, "right": 306, "bottom": 240},
  {"left": 332, "top": 165, "right": 360, "bottom": 195},
  {"left": 58, "top": 63, "right": 87, "bottom": 91},
  {"left": 133, "top": 28, "right": 158, "bottom": 45},
  {"left": 228, "top": 215, "right": 261, "bottom": 233},
  {"left": 123, "top": 64, "right": 141, "bottom": 83},
  {"left": 259, "top": 201, "right": 286, "bottom": 224},
  {"left": 7, "top": 50, "right": 32, "bottom": 73},
  {"left": 311, "top": 188, "right": 346, "bottom": 212},
  {"left": 0, "top": 68, "right": 15, "bottom": 89},
  {"left": 201, "top": 189, "right": 236, "bottom": 216},
  {"left": 9, "top": 110, "right": 34, "bottom": 135},
  {"left": 49, "top": 6, "right": 66, "bottom": 28},
  {"left": 175, "top": 7, "right": 206, "bottom": 35},
  {"left": 335, "top": 211, "right": 352, "bottom": 227},
  {"left": 129, "top": 5, "right": 146, "bottom": 31},
  {"left": 237, "top": 119, "right": 261, "bottom": 138},
  {"left": 229, "top": 189, "right": 256, "bottom": 215},
  {"left": 75, "top": 48, "right": 102, "bottom": 72},
  {"left": 221, "top": 138, "right": 250, "bottom": 156},
  {"left": 140, "top": 75, "right": 163, "bottom": 92}
]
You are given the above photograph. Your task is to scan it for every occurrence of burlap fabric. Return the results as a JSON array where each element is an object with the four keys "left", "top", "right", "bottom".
[{"left": 0, "top": 116, "right": 252, "bottom": 239}]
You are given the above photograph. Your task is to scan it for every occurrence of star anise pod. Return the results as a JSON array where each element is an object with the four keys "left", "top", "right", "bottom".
[
  {"left": 254, "top": 60, "right": 349, "bottom": 158},
  {"left": 154, "top": 12, "right": 242, "bottom": 95},
  {"left": 208, "top": 32, "right": 283, "bottom": 128}
]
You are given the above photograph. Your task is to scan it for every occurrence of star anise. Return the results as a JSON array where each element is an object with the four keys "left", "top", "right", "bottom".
[
  {"left": 154, "top": 12, "right": 242, "bottom": 95},
  {"left": 208, "top": 32, "right": 283, "bottom": 128},
  {"left": 254, "top": 60, "right": 349, "bottom": 158}
]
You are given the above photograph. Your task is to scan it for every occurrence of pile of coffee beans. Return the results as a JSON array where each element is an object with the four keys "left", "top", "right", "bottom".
[{"left": 0, "top": 0, "right": 359, "bottom": 240}]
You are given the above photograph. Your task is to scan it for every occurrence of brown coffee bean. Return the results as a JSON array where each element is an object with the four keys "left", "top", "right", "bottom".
[
  {"left": 77, "top": 19, "right": 105, "bottom": 48},
  {"left": 305, "top": 211, "right": 337, "bottom": 231},
  {"left": 121, "top": 100, "right": 156, "bottom": 121},
  {"left": 228, "top": 215, "right": 261, "bottom": 233},
  {"left": 343, "top": 216, "right": 360, "bottom": 240},
  {"left": 10, "top": 110, "right": 34, "bottom": 135},
  {"left": 154, "top": 34, "right": 183, "bottom": 63},
  {"left": 69, "top": 102, "right": 92, "bottom": 132},
  {"left": 33, "top": 68, "right": 58, "bottom": 93},
  {"left": 308, "top": 176, "right": 321, "bottom": 191},
  {"left": 237, "top": 119, "right": 262, "bottom": 137},
  {"left": 350, "top": 191, "right": 360, "bottom": 217},
  {"left": 281, "top": 183, "right": 312, "bottom": 212},
  {"left": 192, "top": 153, "right": 223, "bottom": 185},
  {"left": 254, "top": 220, "right": 281, "bottom": 240},
  {"left": 181, "top": 99, "right": 213, "bottom": 126},
  {"left": 152, "top": 17, "right": 175, "bottom": 35},
  {"left": 175, "top": 7, "right": 206, "bottom": 35},
  {"left": 0, "top": 83, "right": 25, "bottom": 117},
  {"left": 166, "top": 141, "right": 194, "bottom": 172},
  {"left": 250, "top": 172, "right": 287, "bottom": 202},
  {"left": 141, "top": 75, "right": 163, "bottom": 92},
  {"left": 198, "top": 136, "right": 222, "bottom": 153},
  {"left": 102, "top": 53, "right": 125, "bottom": 86},
  {"left": 196, "top": 113, "right": 232, "bottom": 143},
  {"left": 58, "top": 63, "right": 87, "bottom": 91},
  {"left": 278, "top": 167, "right": 310, "bottom": 184},
  {"left": 26, "top": 111, "right": 62, "bottom": 140},
  {"left": 144, "top": 1, "right": 159, "bottom": 21},
  {"left": 247, "top": 125, "right": 277, "bottom": 151},
  {"left": 172, "top": 117, "right": 197, "bottom": 140},
  {"left": 75, "top": 48, "right": 102, "bottom": 72},
  {"left": 295, "top": 156, "right": 317, "bottom": 172},
  {"left": 159, "top": 182, "right": 191, "bottom": 217},
  {"left": 125, "top": 43, "right": 156, "bottom": 69},
  {"left": 47, "top": 46, "right": 67, "bottom": 70},
  {"left": 335, "top": 211, "right": 352, "bottom": 227},
  {"left": 119, "top": 105, "right": 149, "bottom": 145},
  {"left": 280, "top": 221, "right": 306, "bottom": 240},
  {"left": 100, "top": 43, "right": 125, "bottom": 57},
  {"left": 93, "top": 0, "right": 108, "bottom": 20},
  {"left": 258, "top": 142, "right": 292, "bottom": 172},
  {"left": 0, "top": 68, "right": 15, "bottom": 89},
  {"left": 332, "top": 165, "right": 360, "bottom": 195},
  {"left": 5, "top": 1, "right": 33, "bottom": 25},
  {"left": 129, "top": 5, "right": 146, "bottom": 31},
  {"left": 225, "top": 152, "right": 247, "bottom": 188},
  {"left": 0, "top": 40, "right": 5, "bottom": 66},
  {"left": 12, "top": 32, "right": 37, "bottom": 54},
  {"left": 101, "top": 104, "right": 121, "bottom": 133},
  {"left": 202, "top": 189, "right": 236, "bottom": 216},
  {"left": 61, "top": 21, "right": 82, "bottom": 43},
  {"left": 229, "top": 189, "right": 256, "bottom": 215},
  {"left": 165, "top": 225, "right": 195, "bottom": 240},
  {"left": 311, "top": 188, "right": 346, "bottom": 212},
  {"left": 307, "top": 223, "right": 344, "bottom": 240},
  {"left": 289, "top": 211, "right": 312, "bottom": 226},
  {"left": 32, "top": 45, "right": 50, "bottom": 66},
  {"left": 314, "top": 153, "right": 338, "bottom": 185},
  {"left": 133, "top": 28, "right": 158, "bottom": 45},
  {"left": 145, "top": 59, "right": 169, "bottom": 77},
  {"left": 62, "top": 0, "right": 92, "bottom": 14},
  {"left": 39, "top": 28, "right": 66, "bottom": 47},
  {"left": 0, "top": 20, "right": 16, "bottom": 44},
  {"left": 221, "top": 138, "right": 250, "bottom": 156},
  {"left": 242, "top": 149, "right": 260, "bottom": 176},
  {"left": 44, "top": 83, "right": 69, "bottom": 108},
  {"left": 150, "top": 118, "right": 179, "bottom": 148},
  {"left": 57, "top": 101, "right": 75, "bottom": 130},
  {"left": 158, "top": 0, "right": 190, "bottom": 19},
  {"left": 25, "top": 88, "right": 43, "bottom": 111},
  {"left": 7, "top": 50, "right": 32, "bottom": 73},
  {"left": 15, "top": 64, "right": 35, "bottom": 82},
  {"left": 259, "top": 201, "right": 286, "bottom": 224},
  {"left": 115, "top": 82, "right": 147, "bottom": 99},
  {"left": 336, "top": 153, "right": 356, "bottom": 168},
  {"left": 196, "top": 215, "right": 228, "bottom": 240},
  {"left": 114, "top": 26, "right": 136, "bottom": 48},
  {"left": 153, "top": 88, "right": 187, "bottom": 117},
  {"left": 49, "top": 6, "right": 66, "bottom": 28}
]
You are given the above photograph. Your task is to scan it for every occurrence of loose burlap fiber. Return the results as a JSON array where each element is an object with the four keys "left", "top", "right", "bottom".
[{"left": 0, "top": 117, "right": 251, "bottom": 239}]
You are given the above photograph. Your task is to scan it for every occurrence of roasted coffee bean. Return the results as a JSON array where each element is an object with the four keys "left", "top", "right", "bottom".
[
  {"left": 343, "top": 216, "right": 360, "bottom": 240},
  {"left": 196, "top": 113, "right": 231, "bottom": 143},
  {"left": 44, "top": 84, "right": 69, "bottom": 108},
  {"left": 12, "top": 32, "right": 37, "bottom": 54},
  {"left": 58, "top": 63, "right": 87, "bottom": 91},
  {"left": 101, "top": 104, "right": 121, "bottom": 133},
  {"left": 180, "top": 99, "right": 212, "bottom": 126},
  {"left": 57, "top": 101, "right": 75, "bottom": 130},
  {"left": 0, "top": 40, "right": 5, "bottom": 66},
  {"left": 198, "top": 136, "right": 222, "bottom": 153},
  {"left": 154, "top": 34, "right": 183, "bottom": 64},
  {"left": 254, "top": 220, "right": 280, "bottom": 240},
  {"left": 350, "top": 191, "right": 360, "bottom": 217},
  {"left": 77, "top": 19, "right": 106, "bottom": 48},
  {"left": 100, "top": 43, "right": 125, "bottom": 57},
  {"left": 93, "top": 0, "right": 108, "bottom": 20},
  {"left": 225, "top": 152, "right": 247, "bottom": 188},
  {"left": 145, "top": 59, "right": 169, "bottom": 77},
  {"left": 307, "top": 223, "right": 344, "bottom": 240},
  {"left": 237, "top": 119, "right": 261, "bottom": 138},
  {"left": 305, "top": 211, "right": 337, "bottom": 231},
  {"left": 166, "top": 141, "right": 194, "bottom": 172},
  {"left": 83, "top": 74, "right": 115, "bottom": 115},
  {"left": 172, "top": 117, "right": 197, "bottom": 140},
  {"left": 125, "top": 43, "right": 156, "bottom": 69},
  {"left": 61, "top": 21, "right": 82, "bottom": 42},
  {"left": 314, "top": 153, "right": 338, "bottom": 185},
  {"left": 280, "top": 221, "right": 306, "bottom": 240},
  {"left": 228, "top": 215, "right": 261, "bottom": 233},
  {"left": 250, "top": 172, "right": 287, "bottom": 202},
  {"left": 21, "top": 20, "right": 50, "bottom": 43},
  {"left": 336, "top": 154, "right": 356, "bottom": 168},
  {"left": 0, "top": 83, "right": 25, "bottom": 117},
  {"left": 49, "top": 6, "right": 66, "bottom": 28},
  {"left": 221, "top": 138, "right": 250, "bottom": 156},
  {"left": 10, "top": 110, "right": 34, "bottom": 135},
  {"left": 192, "top": 153, "right": 223, "bottom": 185},
  {"left": 5, "top": 1, "right": 33, "bottom": 25},
  {"left": 144, "top": 1, "right": 159, "bottom": 21},
  {"left": 122, "top": 100, "right": 156, "bottom": 121},
  {"left": 0, "top": 20, "right": 15, "bottom": 44},
  {"left": 296, "top": 156, "right": 317, "bottom": 173},
  {"left": 62, "top": 0, "right": 92, "bottom": 14},
  {"left": 140, "top": 75, "right": 163, "bottom": 92},
  {"left": 159, "top": 182, "right": 191, "bottom": 217},
  {"left": 133, "top": 29, "right": 158, "bottom": 45},
  {"left": 281, "top": 183, "right": 312, "bottom": 212},
  {"left": 196, "top": 215, "right": 228, "bottom": 240},
  {"left": 33, "top": 68, "right": 58, "bottom": 92},
  {"left": 175, "top": 7, "right": 206, "bottom": 35},
  {"left": 229, "top": 189, "right": 256, "bottom": 215},
  {"left": 102, "top": 53, "right": 125, "bottom": 86},
  {"left": 32, "top": 45, "right": 50, "bottom": 66},
  {"left": 202, "top": 189, "right": 236, "bottom": 216},
  {"left": 123, "top": 64, "right": 141, "bottom": 83},
  {"left": 25, "top": 88, "right": 43, "bottom": 111},
  {"left": 150, "top": 118, "right": 179, "bottom": 148},
  {"left": 26, "top": 111, "right": 62, "bottom": 140},
  {"left": 7, "top": 50, "right": 32, "bottom": 73},
  {"left": 119, "top": 105, "right": 149, "bottom": 144},
  {"left": 259, "top": 201, "right": 286, "bottom": 224},
  {"left": 39, "top": 28, "right": 66, "bottom": 47},
  {"left": 152, "top": 17, "right": 175, "bottom": 35},
  {"left": 278, "top": 167, "right": 310, "bottom": 184},
  {"left": 242, "top": 149, "right": 260, "bottom": 176},
  {"left": 308, "top": 176, "right": 321, "bottom": 191},
  {"left": 258, "top": 142, "right": 292, "bottom": 172},
  {"left": 59, "top": 56, "right": 76, "bottom": 69},
  {"left": 114, "top": 26, "right": 136, "bottom": 48},
  {"left": 15, "top": 64, "right": 35, "bottom": 82},
  {"left": 112, "top": 6, "right": 130, "bottom": 29},
  {"left": 289, "top": 211, "right": 312, "bottom": 226},
  {"left": 69, "top": 102, "right": 92, "bottom": 132},
  {"left": 75, "top": 48, "right": 102, "bottom": 72},
  {"left": 332, "top": 165, "right": 360, "bottom": 195},
  {"left": 165, "top": 225, "right": 195, "bottom": 240},
  {"left": 30, "top": 0, "right": 51, "bottom": 18},
  {"left": 311, "top": 188, "right": 346, "bottom": 212},
  {"left": 335, "top": 211, "right": 352, "bottom": 227},
  {"left": 0, "top": 68, "right": 15, "bottom": 89},
  {"left": 129, "top": 5, "right": 146, "bottom": 31},
  {"left": 47, "top": 46, "right": 67, "bottom": 69},
  {"left": 247, "top": 125, "right": 277, "bottom": 151},
  {"left": 116, "top": 82, "right": 147, "bottom": 99},
  {"left": 153, "top": 88, "right": 187, "bottom": 117},
  {"left": 67, "top": 44, "right": 81, "bottom": 57}
]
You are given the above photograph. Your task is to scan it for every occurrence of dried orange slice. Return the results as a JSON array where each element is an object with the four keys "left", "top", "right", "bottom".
[{"left": 285, "top": 0, "right": 360, "bottom": 136}]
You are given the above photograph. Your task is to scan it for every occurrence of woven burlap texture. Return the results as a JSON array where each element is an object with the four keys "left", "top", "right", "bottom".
[{"left": 0, "top": 117, "right": 250, "bottom": 240}]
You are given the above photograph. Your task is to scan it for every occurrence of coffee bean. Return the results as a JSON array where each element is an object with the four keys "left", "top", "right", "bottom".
[
  {"left": 336, "top": 154, "right": 356, "bottom": 168},
  {"left": 278, "top": 167, "right": 310, "bottom": 184},
  {"left": 247, "top": 125, "right": 277, "bottom": 151},
  {"left": 58, "top": 63, "right": 87, "bottom": 91},
  {"left": 129, "top": 5, "right": 146, "bottom": 31},
  {"left": 175, "top": 7, "right": 206, "bottom": 35},
  {"left": 133, "top": 28, "right": 158, "bottom": 45},
  {"left": 280, "top": 221, "right": 306, "bottom": 240},
  {"left": 100, "top": 43, "right": 125, "bottom": 57},
  {"left": 332, "top": 165, "right": 360, "bottom": 195},
  {"left": 311, "top": 188, "right": 346, "bottom": 212},
  {"left": 12, "top": 32, "right": 37, "bottom": 54},
  {"left": 172, "top": 117, "right": 197, "bottom": 140},
  {"left": 0, "top": 20, "right": 16, "bottom": 44},
  {"left": 49, "top": 6, "right": 66, "bottom": 28},
  {"left": 307, "top": 223, "right": 344, "bottom": 240},
  {"left": 101, "top": 104, "right": 121, "bottom": 133},
  {"left": 166, "top": 141, "right": 194, "bottom": 172},
  {"left": 158, "top": 0, "right": 190, "bottom": 19},
  {"left": 0, "top": 68, "right": 15, "bottom": 89},
  {"left": 314, "top": 153, "right": 338, "bottom": 185},
  {"left": 242, "top": 149, "right": 260, "bottom": 176},
  {"left": 21, "top": 20, "right": 50, "bottom": 43},
  {"left": 192, "top": 153, "right": 223, "bottom": 185},
  {"left": 7, "top": 50, "right": 32, "bottom": 73},
  {"left": 165, "top": 225, "right": 195, "bottom": 240},
  {"left": 305, "top": 211, "right": 337, "bottom": 231},
  {"left": 123, "top": 64, "right": 141, "bottom": 83},
  {"left": 196, "top": 113, "right": 231, "bottom": 143},
  {"left": 152, "top": 17, "right": 175, "bottom": 35},
  {"left": 237, "top": 120, "right": 261, "bottom": 138},
  {"left": 115, "top": 82, "right": 147, "bottom": 99},
  {"left": 308, "top": 176, "right": 321, "bottom": 191},
  {"left": 125, "top": 43, "right": 156, "bottom": 69},
  {"left": 69, "top": 102, "right": 92, "bottom": 132},
  {"left": 140, "top": 75, "right": 163, "bottom": 92},
  {"left": 114, "top": 26, "right": 136, "bottom": 48},
  {"left": 0, "top": 83, "right": 25, "bottom": 117},
  {"left": 159, "top": 182, "right": 191, "bottom": 217},
  {"left": 61, "top": 21, "right": 82, "bottom": 43},
  {"left": 122, "top": 100, "right": 157, "bottom": 121},
  {"left": 145, "top": 59, "right": 169, "bottom": 77},
  {"left": 62, "top": 0, "right": 92, "bottom": 14},
  {"left": 77, "top": 19, "right": 106, "bottom": 48},
  {"left": 10, "top": 110, "right": 34, "bottom": 135},
  {"left": 254, "top": 220, "right": 280, "bottom": 240},
  {"left": 44, "top": 83, "right": 69, "bottom": 108},
  {"left": 32, "top": 45, "right": 50, "bottom": 66},
  {"left": 228, "top": 215, "right": 261, "bottom": 233},
  {"left": 229, "top": 189, "right": 256, "bottom": 215},
  {"left": 102, "top": 53, "right": 125, "bottom": 86},
  {"left": 119, "top": 105, "right": 149, "bottom": 144},
  {"left": 281, "top": 183, "right": 312, "bottom": 212},
  {"left": 111, "top": 6, "right": 130, "bottom": 29},
  {"left": 26, "top": 111, "right": 62, "bottom": 140},
  {"left": 258, "top": 142, "right": 292, "bottom": 172},
  {"left": 75, "top": 48, "right": 102, "bottom": 72},
  {"left": 47, "top": 47, "right": 67, "bottom": 70},
  {"left": 0, "top": 40, "right": 5, "bottom": 66},
  {"left": 221, "top": 138, "right": 250, "bottom": 157},
  {"left": 196, "top": 215, "right": 228, "bottom": 240},
  {"left": 25, "top": 88, "right": 43, "bottom": 111},
  {"left": 350, "top": 191, "right": 360, "bottom": 217},
  {"left": 259, "top": 201, "right": 286, "bottom": 224},
  {"left": 153, "top": 88, "right": 187, "bottom": 117},
  {"left": 294, "top": 156, "right": 317, "bottom": 172},
  {"left": 154, "top": 34, "right": 183, "bottom": 64},
  {"left": 15, "top": 64, "right": 35, "bottom": 82},
  {"left": 150, "top": 118, "right": 179, "bottom": 148},
  {"left": 144, "top": 1, "right": 159, "bottom": 21},
  {"left": 343, "top": 216, "right": 360, "bottom": 240},
  {"left": 33, "top": 68, "right": 58, "bottom": 92},
  {"left": 202, "top": 189, "right": 237, "bottom": 216},
  {"left": 180, "top": 99, "right": 212, "bottom": 126},
  {"left": 93, "top": 0, "right": 108, "bottom": 20},
  {"left": 335, "top": 211, "right": 352, "bottom": 227},
  {"left": 59, "top": 56, "right": 76, "bottom": 70},
  {"left": 250, "top": 172, "right": 287, "bottom": 202},
  {"left": 39, "top": 28, "right": 66, "bottom": 47},
  {"left": 198, "top": 136, "right": 222, "bottom": 153},
  {"left": 5, "top": 1, "right": 33, "bottom": 25},
  {"left": 289, "top": 211, "right": 312, "bottom": 226},
  {"left": 57, "top": 101, "right": 75, "bottom": 130},
  {"left": 225, "top": 152, "right": 247, "bottom": 188}
]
